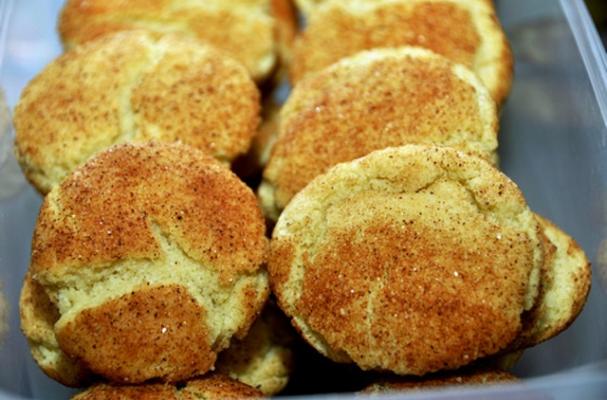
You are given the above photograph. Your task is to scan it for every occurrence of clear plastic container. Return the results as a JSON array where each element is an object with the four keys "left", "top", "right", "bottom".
[{"left": 1, "top": 0, "right": 606, "bottom": 398}]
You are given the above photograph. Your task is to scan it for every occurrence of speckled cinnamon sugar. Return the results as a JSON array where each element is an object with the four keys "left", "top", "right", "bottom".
[
  {"left": 269, "top": 145, "right": 543, "bottom": 376},
  {"left": 20, "top": 275, "right": 294, "bottom": 392},
  {"left": 59, "top": 0, "right": 297, "bottom": 82},
  {"left": 20, "top": 142, "right": 269, "bottom": 385},
  {"left": 14, "top": 30, "right": 260, "bottom": 194},
  {"left": 71, "top": 374, "right": 263, "bottom": 400},
  {"left": 291, "top": 0, "right": 513, "bottom": 106},
  {"left": 293, "top": 0, "right": 501, "bottom": 16},
  {"left": 260, "top": 47, "right": 498, "bottom": 220}
]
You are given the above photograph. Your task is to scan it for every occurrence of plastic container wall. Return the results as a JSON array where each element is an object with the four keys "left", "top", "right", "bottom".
[{"left": 497, "top": 0, "right": 607, "bottom": 378}]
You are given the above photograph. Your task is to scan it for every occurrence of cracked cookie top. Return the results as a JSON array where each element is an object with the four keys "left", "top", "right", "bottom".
[
  {"left": 260, "top": 47, "right": 498, "bottom": 220},
  {"left": 14, "top": 30, "right": 260, "bottom": 194},
  {"left": 290, "top": 0, "right": 512, "bottom": 106},
  {"left": 59, "top": 0, "right": 293, "bottom": 82},
  {"left": 21, "top": 142, "right": 269, "bottom": 384},
  {"left": 269, "top": 145, "right": 542, "bottom": 376}
]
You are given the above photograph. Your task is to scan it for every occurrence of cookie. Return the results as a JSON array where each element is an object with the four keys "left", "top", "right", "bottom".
[
  {"left": 21, "top": 142, "right": 268, "bottom": 384},
  {"left": 269, "top": 145, "right": 543, "bottom": 375},
  {"left": 72, "top": 374, "right": 263, "bottom": 399},
  {"left": 59, "top": 0, "right": 295, "bottom": 81},
  {"left": 20, "top": 272, "right": 91, "bottom": 386},
  {"left": 361, "top": 368, "right": 517, "bottom": 394},
  {"left": 217, "top": 305, "right": 294, "bottom": 395},
  {"left": 291, "top": 0, "right": 512, "bottom": 106},
  {"left": 512, "top": 214, "right": 591, "bottom": 348},
  {"left": 14, "top": 31, "right": 260, "bottom": 194},
  {"left": 260, "top": 47, "right": 498, "bottom": 220}
]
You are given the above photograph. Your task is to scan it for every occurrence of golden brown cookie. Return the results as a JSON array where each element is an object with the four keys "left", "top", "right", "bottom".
[
  {"left": 260, "top": 47, "right": 498, "bottom": 220},
  {"left": 59, "top": 0, "right": 295, "bottom": 82},
  {"left": 361, "top": 368, "right": 517, "bottom": 394},
  {"left": 71, "top": 374, "right": 263, "bottom": 399},
  {"left": 20, "top": 281, "right": 293, "bottom": 391},
  {"left": 291, "top": 0, "right": 512, "bottom": 106},
  {"left": 21, "top": 142, "right": 269, "bottom": 384},
  {"left": 14, "top": 31, "right": 260, "bottom": 194},
  {"left": 20, "top": 272, "right": 91, "bottom": 386},
  {"left": 294, "top": 0, "right": 497, "bottom": 16},
  {"left": 511, "top": 214, "right": 591, "bottom": 349},
  {"left": 217, "top": 305, "right": 294, "bottom": 395},
  {"left": 269, "top": 145, "right": 543, "bottom": 376}
]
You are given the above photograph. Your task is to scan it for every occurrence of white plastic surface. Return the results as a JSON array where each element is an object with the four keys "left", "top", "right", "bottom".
[{"left": 0, "top": 0, "right": 606, "bottom": 399}]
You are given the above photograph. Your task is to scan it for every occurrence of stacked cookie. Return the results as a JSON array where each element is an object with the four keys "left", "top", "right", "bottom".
[
  {"left": 259, "top": 47, "right": 499, "bottom": 220},
  {"left": 58, "top": 0, "right": 297, "bottom": 82},
  {"left": 290, "top": 0, "right": 512, "bottom": 106},
  {"left": 269, "top": 145, "right": 589, "bottom": 377},
  {"left": 261, "top": 0, "right": 590, "bottom": 394},
  {"left": 18, "top": 143, "right": 286, "bottom": 395},
  {"left": 14, "top": 0, "right": 591, "bottom": 398},
  {"left": 16, "top": 2, "right": 299, "bottom": 397}
]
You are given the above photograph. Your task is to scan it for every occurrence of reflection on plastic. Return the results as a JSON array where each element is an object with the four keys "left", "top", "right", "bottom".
[
  {"left": 0, "top": 88, "right": 26, "bottom": 199},
  {"left": 0, "top": 282, "right": 7, "bottom": 347},
  {"left": 0, "top": 89, "right": 9, "bottom": 166},
  {"left": 596, "top": 239, "right": 607, "bottom": 293},
  {"left": 507, "top": 18, "right": 588, "bottom": 128}
]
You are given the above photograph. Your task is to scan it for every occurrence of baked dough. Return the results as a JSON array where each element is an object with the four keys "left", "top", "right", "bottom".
[
  {"left": 361, "top": 368, "right": 517, "bottom": 394},
  {"left": 511, "top": 214, "right": 591, "bottom": 349},
  {"left": 71, "top": 374, "right": 263, "bottom": 399},
  {"left": 14, "top": 31, "right": 260, "bottom": 194},
  {"left": 269, "top": 145, "right": 542, "bottom": 375},
  {"left": 260, "top": 47, "right": 498, "bottom": 220},
  {"left": 291, "top": 0, "right": 512, "bottom": 106},
  {"left": 21, "top": 142, "right": 269, "bottom": 384},
  {"left": 217, "top": 305, "right": 294, "bottom": 395},
  {"left": 59, "top": 0, "right": 296, "bottom": 81}
]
